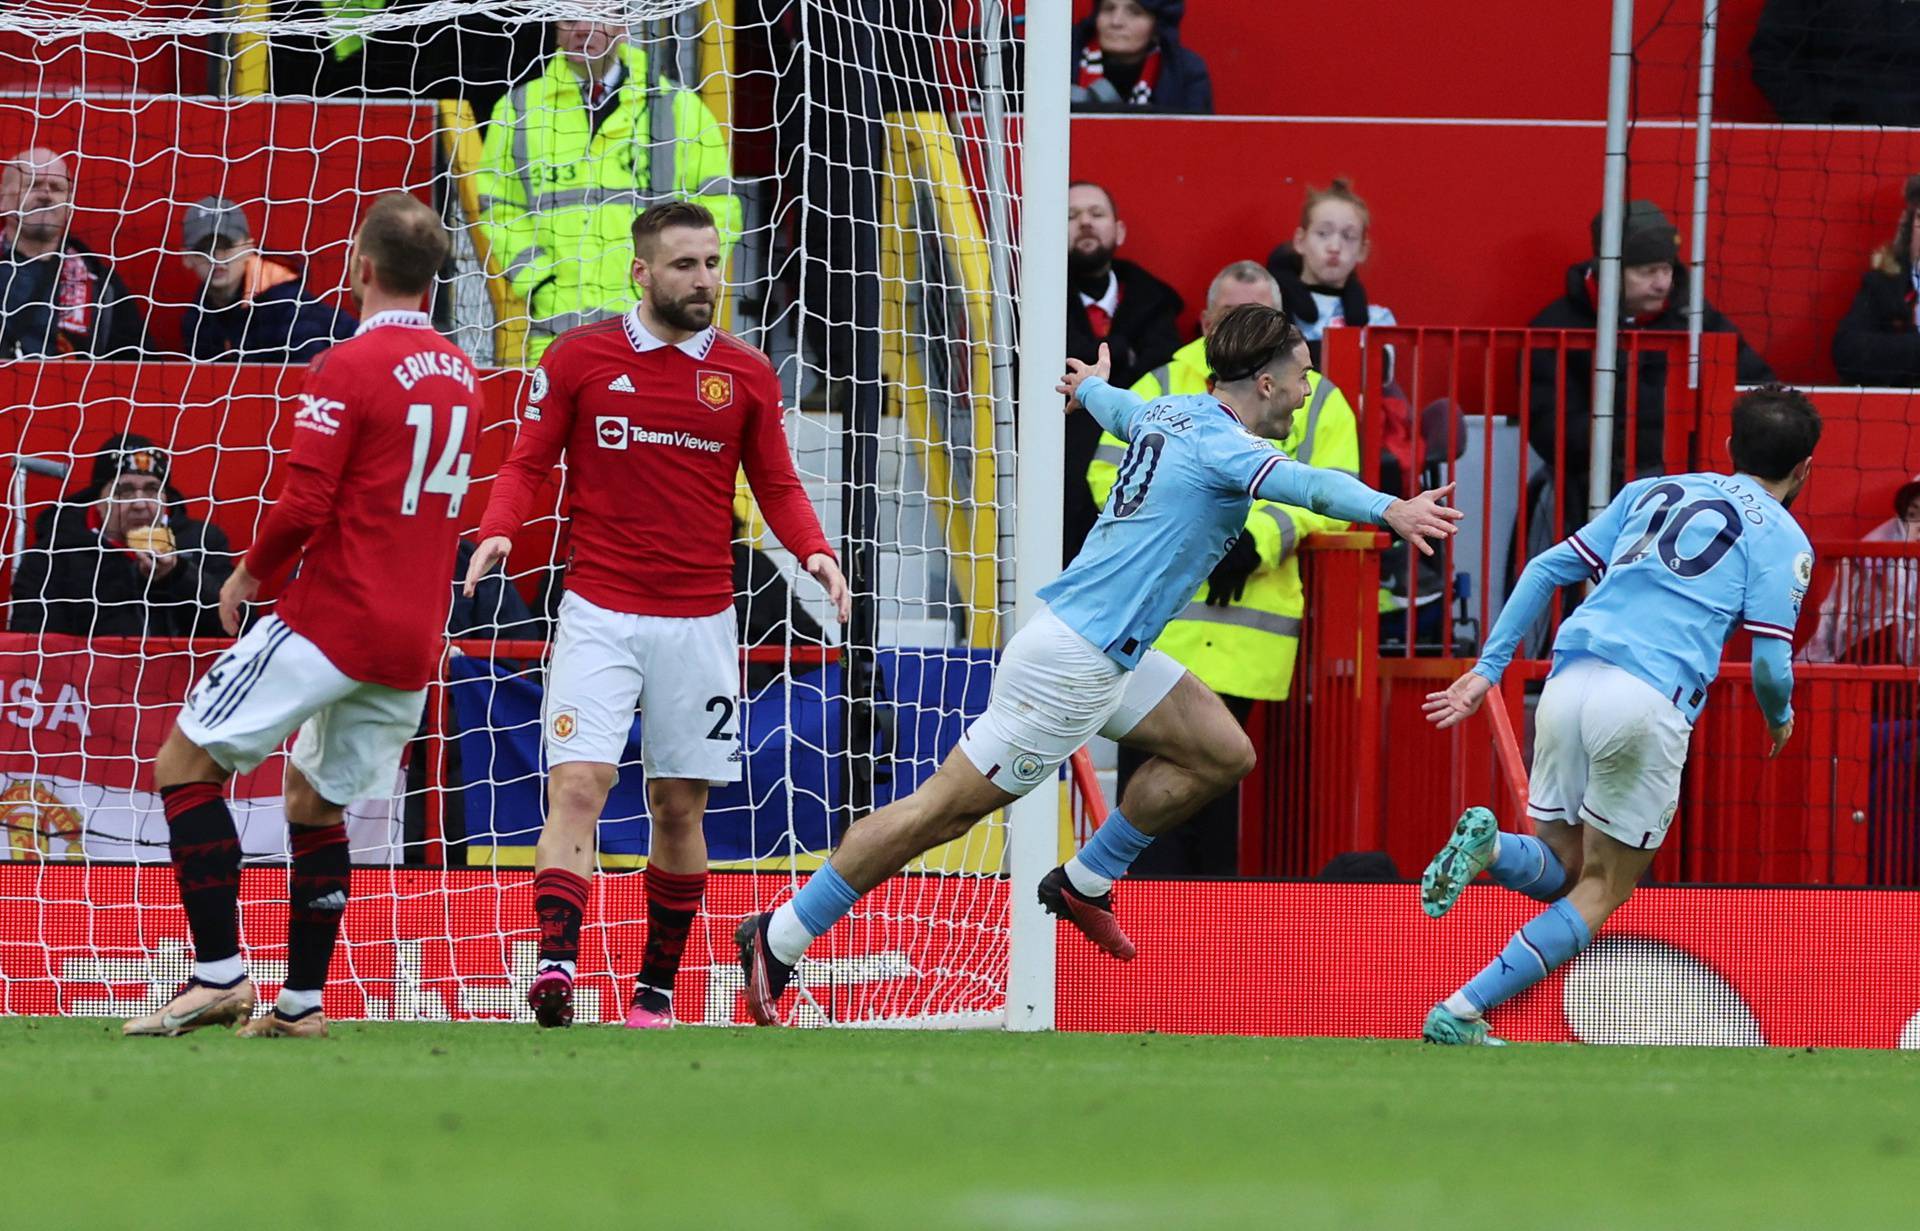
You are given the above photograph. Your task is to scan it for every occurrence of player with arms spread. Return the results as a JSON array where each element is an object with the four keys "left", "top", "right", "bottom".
[
  {"left": 736, "top": 304, "right": 1463, "bottom": 1024},
  {"left": 125, "top": 194, "right": 475, "bottom": 1039},
  {"left": 468, "top": 200, "right": 849, "bottom": 1030},
  {"left": 1417, "top": 384, "right": 1821, "bottom": 1045}
]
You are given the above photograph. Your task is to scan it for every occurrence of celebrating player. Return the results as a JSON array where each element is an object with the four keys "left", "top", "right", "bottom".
[
  {"left": 468, "top": 200, "right": 848, "bottom": 1030},
  {"left": 1416, "top": 384, "right": 1821, "bottom": 1045},
  {"left": 125, "top": 194, "right": 474, "bottom": 1039},
  {"left": 736, "top": 305, "right": 1463, "bottom": 1024}
]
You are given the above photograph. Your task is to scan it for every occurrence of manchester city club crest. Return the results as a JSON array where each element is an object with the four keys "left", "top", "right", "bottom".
[
  {"left": 1011, "top": 752, "right": 1047, "bottom": 784},
  {"left": 696, "top": 369, "right": 733, "bottom": 411}
]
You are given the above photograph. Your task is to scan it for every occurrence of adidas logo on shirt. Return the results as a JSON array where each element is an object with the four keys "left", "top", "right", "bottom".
[
  {"left": 608, "top": 374, "right": 636, "bottom": 393},
  {"left": 306, "top": 890, "right": 348, "bottom": 912}
]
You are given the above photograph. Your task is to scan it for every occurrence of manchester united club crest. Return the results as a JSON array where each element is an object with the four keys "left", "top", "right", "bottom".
[
  {"left": 550, "top": 708, "right": 577, "bottom": 743},
  {"left": 696, "top": 369, "right": 733, "bottom": 412},
  {"left": 1, "top": 779, "right": 84, "bottom": 861}
]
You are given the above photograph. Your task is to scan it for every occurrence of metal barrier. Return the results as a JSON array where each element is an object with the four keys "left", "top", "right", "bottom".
[
  {"left": 1322, "top": 325, "right": 1738, "bottom": 659},
  {"left": 1240, "top": 525, "right": 1920, "bottom": 887}
]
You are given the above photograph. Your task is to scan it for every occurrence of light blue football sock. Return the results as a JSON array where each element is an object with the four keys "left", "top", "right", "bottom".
[
  {"left": 789, "top": 862, "right": 861, "bottom": 938},
  {"left": 1065, "top": 809, "right": 1153, "bottom": 894},
  {"left": 1458, "top": 899, "right": 1593, "bottom": 1016},
  {"left": 1488, "top": 832, "right": 1568, "bottom": 901}
]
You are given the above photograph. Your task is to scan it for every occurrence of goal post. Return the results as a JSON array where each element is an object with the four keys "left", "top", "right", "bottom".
[
  {"left": 0, "top": 0, "right": 1067, "bottom": 1028},
  {"left": 1005, "top": 0, "right": 1070, "bottom": 1033}
]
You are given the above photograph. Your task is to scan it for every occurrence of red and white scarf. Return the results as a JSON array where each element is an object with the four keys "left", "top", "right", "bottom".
[
  {"left": 51, "top": 250, "right": 96, "bottom": 346},
  {"left": 1075, "top": 38, "right": 1162, "bottom": 107},
  {"left": 2, "top": 221, "right": 100, "bottom": 350}
]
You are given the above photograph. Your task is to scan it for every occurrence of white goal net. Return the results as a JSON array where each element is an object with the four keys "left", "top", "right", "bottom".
[{"left": 0, "top": 0, "right": 1032, "bottom": 1027}]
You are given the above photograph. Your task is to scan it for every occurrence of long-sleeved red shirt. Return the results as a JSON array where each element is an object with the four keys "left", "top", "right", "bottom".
[
  {"left": 479, "top": 310, "right": 833, "bottom": 617},
  {"left": 245, "top": 311, "right": 480, "bottom": 690}
]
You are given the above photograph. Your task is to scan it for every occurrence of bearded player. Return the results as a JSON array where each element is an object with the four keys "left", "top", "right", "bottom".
[
  {"left": 468, "top": 200, "right": 848, "bottom": 1030},
  {"left": 737, "top": 306, "right": 1463, "bottom": 1024},
  {"left": 125, "top": 194, "right": 476, "bottom": 1039},
  {"left": 1417, "top": 384, "right": 1820, "bottom": 1045}
]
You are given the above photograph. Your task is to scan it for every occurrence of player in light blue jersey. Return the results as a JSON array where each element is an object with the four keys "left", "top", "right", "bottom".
[
  {"left": 1415, "top": 384, "right": 1822, "bottom": 1045},
  {"left": 735, "top": 305, "right": 1462, "bottom": 1022}
]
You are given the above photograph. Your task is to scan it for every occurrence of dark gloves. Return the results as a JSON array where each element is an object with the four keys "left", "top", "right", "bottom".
[{"left": 1204, "top": 531, "right": 1261, "bottom": 607}]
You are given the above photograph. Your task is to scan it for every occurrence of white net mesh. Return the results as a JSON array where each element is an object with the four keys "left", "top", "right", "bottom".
[{"left": 0, "top": 0, "right": 1026, "bottom": 1026}]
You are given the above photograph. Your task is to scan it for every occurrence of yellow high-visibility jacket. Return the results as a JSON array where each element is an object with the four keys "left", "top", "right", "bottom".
[
  {"left": 1087, "top": 335, "right": 1361, "bottom": 700},
  {"left": 478, "top": 43, "right": 742, "bottom": 359}
]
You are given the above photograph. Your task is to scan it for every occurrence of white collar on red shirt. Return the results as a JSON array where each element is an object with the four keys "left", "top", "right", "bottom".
[
  {"left": 1078, "top": 270, "right": 1120, "bottom": 316},
  {"left": 356, "top": 310, "right": 433, "bottom": 336},
  {"left": 624, "top": 306, "right": 716, "bottom": 359}
]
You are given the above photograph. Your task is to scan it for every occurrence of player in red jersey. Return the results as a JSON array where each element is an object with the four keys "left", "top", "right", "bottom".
[
  {"left": 125, "top": 195, "right": 477, "bottom": 1040},
  {"left": 467, "top": 200, "right": 848, "bottom": 1030}
]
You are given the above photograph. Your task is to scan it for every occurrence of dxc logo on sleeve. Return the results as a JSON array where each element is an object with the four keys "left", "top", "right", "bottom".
[{"left": 295, "top": 394, "right": 345, "bottom": 435}]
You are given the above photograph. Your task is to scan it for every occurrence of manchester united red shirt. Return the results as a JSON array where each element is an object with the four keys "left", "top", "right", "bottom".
[
  {"left": 244, "top": 310, "right": 481, "bottom": 690},
  {"left": 479, "top": 309, "right": 834, "bottom": 618}
]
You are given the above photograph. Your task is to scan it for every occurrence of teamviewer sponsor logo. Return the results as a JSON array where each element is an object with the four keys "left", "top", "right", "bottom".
[
  {"left": 593, "top": 416, "right": 722, "bottom": 455},
  {"left": 595, "top": 416, "right": 630, "bottom": 450},
  {"left": 630, "top": 426, "right": 724, "bottom": 454}
]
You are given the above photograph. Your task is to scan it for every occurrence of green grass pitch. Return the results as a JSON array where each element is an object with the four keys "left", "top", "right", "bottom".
[{"left": 4, "top": 1018, "right": 1917, "bottom": 1230}]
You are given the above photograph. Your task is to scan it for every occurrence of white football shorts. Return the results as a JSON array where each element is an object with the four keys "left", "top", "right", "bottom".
[
  {"left": 957, "top": 604, "right": 1187, "bottom": 797},
  {"left": 177, "top": 615, "right": 427, "bottom": 807},
  {"left": 543, "top": 590, "right": 741, "bottom": 784},
  {"left": 1527, "top": 655, "right": 1694, "bottom": 850}
]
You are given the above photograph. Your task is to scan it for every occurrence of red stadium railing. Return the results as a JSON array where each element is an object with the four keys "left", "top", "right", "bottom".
[
  {"left": 1240, "top": 532, "right": 1920, "bottom": 887},
  {"left": 1323, "top": 325, "right": 1736, "bottom": 661},
  {"left": 1068, "top": 747, "right": 1108, "bottom": 846},
  {"left": 1483, "top": 678, "right": 1531, "bottom": 825}
]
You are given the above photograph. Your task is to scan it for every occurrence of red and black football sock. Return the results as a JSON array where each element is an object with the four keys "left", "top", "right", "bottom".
[
  {"left": 161, "top": 781, "right": 243, "bottom": 979},
  {"left": 637, "top": 865, "right": 706, "bottom": 1000},
  {"left": 285, "top": 822, "right": 350, "bottom": 1007},
  {"left": 534, "top": 867, "right": 590, "bottom": 976}
]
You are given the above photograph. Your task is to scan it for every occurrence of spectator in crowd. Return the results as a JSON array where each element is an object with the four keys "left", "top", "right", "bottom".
[
  {"left": 1801, "top": 476, "right": 1920, "bottom": 884},
  {"left": 1833, "top": 174, "right": 1920, "bottom": 387},
  {"left": 479, "top": 19, "right": 741, "bottom": 361},
  {"left": 1086, "top": 261, "right": 1361, "bottom": 876},
  {"left": 1750, "top": 0, "right": 1920, "bottom": 126},
  {"left": 0, "top": 147, "right": 144, "bottom": 359},
  {"left": 1063, "top": 179, "right": 1182, "bottom": 561},
  {"left": 9, "top": 434, "right": 232, "bottom": 639},
  {"left": 178, "top": 196, "right": 356, "bottom": 364},
  {"left": 1070, "top": 0, "right": 1212, "bottom": 114},
  {"left": 1525, "top": 201, "right": 1774, "bottom": 540},
  {"left": 1267, "top": 178, "right": 1398, "bottom": 365},
  {"left": 1803, "top": 475, "right": 1920, "bottom": 668}
]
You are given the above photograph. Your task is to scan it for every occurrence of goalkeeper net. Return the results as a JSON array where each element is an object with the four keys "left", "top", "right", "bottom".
[{"left": 0, "top": 0, "right": 1032, "bottom": 1026}]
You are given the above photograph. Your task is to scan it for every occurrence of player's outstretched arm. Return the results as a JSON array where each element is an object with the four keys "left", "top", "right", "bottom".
[
  {"left": 1750, "top": 633, "right": 1796, "bottom": 757},
  {"left": 1059, "top": 344, "right": 1151, "bottom": 438},
  {"left": 1056, "top": 342, "right": 1110, "bottom": 410},
  {"left": 1425, "top": 538, "right": 1598, "bottom": 728},
  {"left": 1380, "top": 484, "right": 1466, "bottom": 557},
  {"left": 1250, "top": 462, "right": 1464, "bottom": 556},
  {"left": 1423, "top": 671, "right": 1493, "bottom": 730}
]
